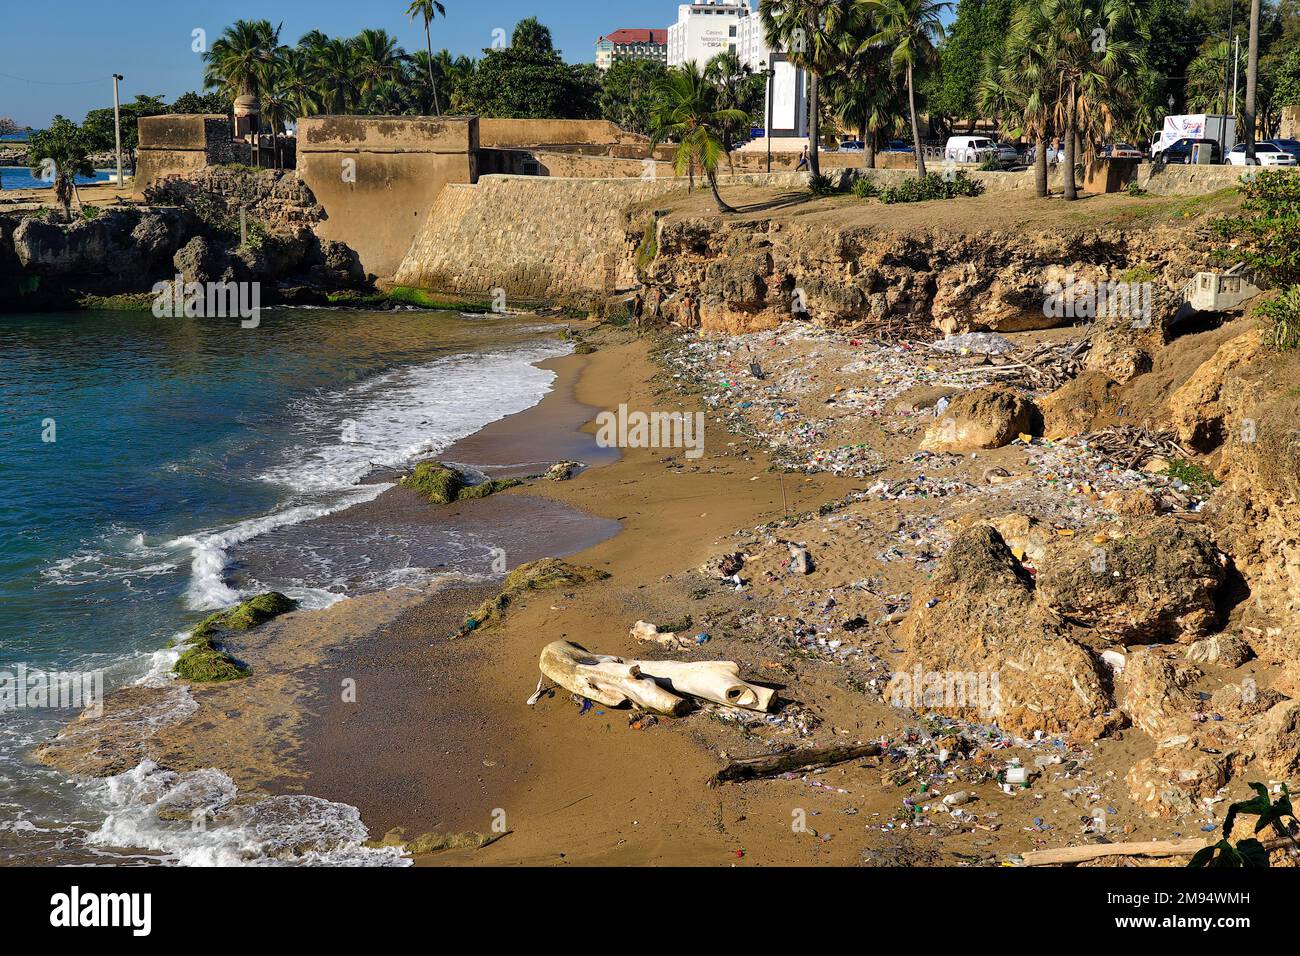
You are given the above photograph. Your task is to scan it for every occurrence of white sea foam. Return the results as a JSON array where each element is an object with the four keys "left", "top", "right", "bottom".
[
  {"left": 85, "top": 761, "right": 408, "bottom": 867},
  {"left": 165, "top": 486, "right": 390, "bottom": 610},
  {"left": 259, "top": 344, "right": 565, "bottom": 493}
]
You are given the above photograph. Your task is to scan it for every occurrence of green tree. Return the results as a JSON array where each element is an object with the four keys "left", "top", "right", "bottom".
[
  {"left": 599, "top": 60, "right": 670, "bottom": 135},
  {"left": 407, "top": 50, "right": 473, "bottom": 114},
  {"left": 823, "top": 12, "right": 909, "bottom": 168},
  {"left": 405, "top": 0, "right": 448, "bottom": 115},
  {"left": 866, "top": 0, "right": 951, "bottom": 176},
  {"left": 168, "top": 91, "right": 231, "bottom": 114},
  {"left": 512, "top": 16, "right": 555, "bottom": 53},
  {"left": 202, "top": 19, "right": 282, "bottom": 103},
  {"left": 28, "top": 116, "right": 93, "bottom": 221},
  {"left": 650, "top": 64, "right": 750, "bottom": 212},
  {"left": 351, "top": 28, "right": 407, "bottom": 101},
  {"left": 931, "top": 0, "right": 1017, "bottom": 127},
  {"left": 705, "top": 51, "right": 768, "bottom": 156},
  {"left": 0, "top": 117, "right": 18, "bottom": 137},
  {"left": 760, "top": 0, "right": 857, "bottom": 177},
  {"left": 981, "top": 14, "right": 1055, "bottom": 196},
  {"left": 314, "top": 37, "right": 360, "bottom": 113},
  {"left": 454, "top": 41, "right": 598, "bottom": 118}
]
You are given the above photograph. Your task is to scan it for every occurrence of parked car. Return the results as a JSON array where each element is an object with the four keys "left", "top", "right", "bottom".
[
  {"left": 994, "top": 142, "right": 1021, "bottom": 165},
  {"left": 944, "top": 135, "right": 999, "bottom": 164},
  {"left": 1226, "top": 141, "right": 1298, "bottom": 166},
  {"left": 1098, "top": 142, "right": 1144, "bottom": 160},
  {"left": 1271, "top": 138, "right": 1300, "bottom": 163},
  {"left": 883, "top": 139, "right": 914, "bottom": 153},
  {"left": 837, "top": 139, "right": 865, "bottom": 152},
  {"left": 1159, "top": 137, "right": 1222, "bottom": 164}
]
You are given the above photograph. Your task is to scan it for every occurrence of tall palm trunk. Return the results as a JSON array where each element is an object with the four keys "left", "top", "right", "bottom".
[
  {"left": 708, "top": 169, "right": 734, "bottom": 213},
  {"left": 1063, "top": 128, "right": 1078, "bottom": 200},
  {"left": 1244, "top": 0, "right": 1260, "bottom": 160},
  {"left": 1034, "top": 133, "right": 1048, "bottom": 198},
  {"left": 906, "top": 64, "right": 925, "bottom": 177},
  {"left": 808, "top": 73, "right": 821, "bottom": 177},
  {"left": 861, "top": 121, "right": 873, "bottom": 169},
  {"left": 425, "top": 22, "right": 441, "bottom": 116}
]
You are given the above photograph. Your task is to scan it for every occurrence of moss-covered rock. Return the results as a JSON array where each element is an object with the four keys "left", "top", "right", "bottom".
[
  {"left": 456, "top": 477, "right": 522, "bottom": 499},
  {"left": 400, "top": 462, "right": 522, "bottom": 503},
  {"left": 174, "top": 637, "right": 247, "bottom": 682},
  {"left": 458, "top": 558, "right": 610, "bottom": 636},
  {"left": 175, "top": 591, "right": 296, "bottom": 682},
  {"left": 191, "top": 591, "right": 297, "bottom": 639}
]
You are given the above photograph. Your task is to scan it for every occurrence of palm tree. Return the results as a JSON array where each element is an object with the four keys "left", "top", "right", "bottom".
[
  {"left": 275, "top": 47, "right": 322, "bottom": 121},
  {"left": 824, "top": 12, "right": 907, "bottom": 169},
  {"left": 28, "top": 116, "right": 93, "bottom": 221},
  {"left": 759, "top": 0, "right": 856, "bottom": 177},
  {"left": 1023, "top": 0, "right": 1147, "bottom": 201},
  {"left": 202, "top": 19, "right": 282, "bottom": 102},
  {"left": 864, "top": 0, "right": 948, "bottom": 176},
  {"left": 650, "top": 64, "right": 751, "bottom": 213},
  {"left": 980, "top": 18, "right": 1055, "bottom": 197},
  {"left": 705, "top": 51, "right": 764, "bottom": 169},
  {"left": 405, "top": 1, "right": 447, "bottom": 115},
  {"left": 314, "top": 37, "right": 359, "bottom": 114},
  {"left": 408, "top": 50, "right": 470, "bottom": 114},
  {"left": 352, "top": 28, "right": 407, "bottom": 101}
]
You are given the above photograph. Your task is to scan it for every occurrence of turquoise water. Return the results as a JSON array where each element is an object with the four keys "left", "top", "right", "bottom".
[
  {"left": 0, "top": 307, "right": 571, "bottom": 862},
  {"left": 0, "top": 167, "right": 113, "bottom": 190}
]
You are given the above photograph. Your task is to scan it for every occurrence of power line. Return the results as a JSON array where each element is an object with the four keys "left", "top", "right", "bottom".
[{"left": 0, "top": 70, "right": 105, "bottom": 87}]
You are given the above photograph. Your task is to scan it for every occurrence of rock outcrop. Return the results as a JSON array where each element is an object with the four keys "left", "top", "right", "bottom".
[
  {"left": 919, "top": 386, "right": 1039, "bottom": 452},
  {"left": 13, "top": 208, "right": 190, "bottom": 277}
]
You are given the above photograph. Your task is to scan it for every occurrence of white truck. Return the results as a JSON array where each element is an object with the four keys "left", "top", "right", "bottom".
[{"left": 1149, "top": 114, "right": 1237, "bottom": 160}]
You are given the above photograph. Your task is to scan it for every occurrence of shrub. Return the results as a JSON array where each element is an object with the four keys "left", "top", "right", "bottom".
[
  {"left": 978, "top": 157, "right": 1002, "bottom": 172},
  {"left": 808, "top": 173, "right": 838, "bottom": 197},
  {"left": 1214, "top": 170, "right": 1300, "bottom": 292},
  {"left": 877, "top": 171, "right": 985, "bottom": 204},
  {"left": 1259, "top": 286, "right": 1300, "bottom": 351},
  {"left": 850, "top": 176, "right": 880, "bottom": 199}
]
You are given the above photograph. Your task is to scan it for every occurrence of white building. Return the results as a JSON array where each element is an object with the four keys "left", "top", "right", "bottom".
[
  {"left": 666, "top": 1, "right": 807, "bottom": 140},
  {"left": 667, "top": 1, "right": 748, "bottom": 68}
]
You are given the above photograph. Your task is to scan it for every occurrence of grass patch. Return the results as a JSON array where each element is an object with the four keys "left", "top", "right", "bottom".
[
  {"left": 457, "top": 558, "right": 610, "bottom": 636},
  {"left": 1165, "top": 458, "right": 1221, "bottom": 489}
]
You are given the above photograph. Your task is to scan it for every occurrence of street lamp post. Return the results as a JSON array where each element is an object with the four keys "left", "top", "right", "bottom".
[
  {"left": 764, "top": 62, "right": 776, "bottom": 174},
  {"left": 111, "top": 74, "right": 124, "bottom": 191}
]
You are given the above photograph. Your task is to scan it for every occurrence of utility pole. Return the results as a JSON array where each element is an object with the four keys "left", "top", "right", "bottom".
[
  {"left": 1245, "top": 0, "right": 1261, "bottom": 163},
  {"left": 1220, "top": 0, "right": 1235, "bottom": 157},
  {"left": 112, "top": 74, "right": 124, "bottom": 191},
  {"left": 1233, "top": 36, "right": 1240, "bottom": 110}
]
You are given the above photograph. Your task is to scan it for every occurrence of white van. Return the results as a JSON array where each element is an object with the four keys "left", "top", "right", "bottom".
[{"left": 944, "top": 135, "right": 999, "bottom": 164}]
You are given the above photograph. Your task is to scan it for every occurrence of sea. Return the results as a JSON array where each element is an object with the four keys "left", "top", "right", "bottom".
[{"left": 0, "top": 306, "right": 574, "bottom": 865}]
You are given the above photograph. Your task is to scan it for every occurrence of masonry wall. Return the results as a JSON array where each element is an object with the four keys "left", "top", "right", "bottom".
[
  {"left": 392, "top": 171, "right": 808, "bottom": 306},
  {"left": 136, "top": 115, "right": 239, "bottom": 191},
  {"left": 297, "top": 115, "right": 478, "bottom": 279},
  {"left": 478, "top": 118, "right": 649, "bottom": 149}
]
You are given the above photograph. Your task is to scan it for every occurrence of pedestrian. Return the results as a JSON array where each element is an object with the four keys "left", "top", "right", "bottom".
[
  {"left": 796, "top": 145, "right": 809, "bottom": 171},
  {"left": 632, "top": 290, "right": 645, "bottom": 334}
]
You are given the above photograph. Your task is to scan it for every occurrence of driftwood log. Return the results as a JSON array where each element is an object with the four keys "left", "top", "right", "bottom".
[
  {"left": 538, "top": 641, "right": 688, "bottom": 716},
  {"left": 631, "top": 659, "right": 775, "bottom": 712},
  {"left": 1021, "top": 835, "right": 1295, "bottom": 867},
  {"left": 708, "top": 742, "right": 882, "bottom": 787}
]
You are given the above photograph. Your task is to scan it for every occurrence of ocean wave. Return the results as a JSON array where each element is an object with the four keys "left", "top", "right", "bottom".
[
  {"left": 85, "top": 761, "right": 408, "bottom": 867},
  {"left": 258, "top": 343, "right": 567, "bottom": 493},
  {"left": 165, "top": 486, "right": 390, "bottom": 610}
]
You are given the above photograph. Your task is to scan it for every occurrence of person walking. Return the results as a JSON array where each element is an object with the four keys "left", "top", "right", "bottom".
[{"left": 796, "top": 145, "right": 810, "bottom": 171}]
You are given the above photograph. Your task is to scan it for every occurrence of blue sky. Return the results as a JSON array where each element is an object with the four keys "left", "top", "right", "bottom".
[{"left": 0, "top": 0, "right": 678, "bottom": 127}]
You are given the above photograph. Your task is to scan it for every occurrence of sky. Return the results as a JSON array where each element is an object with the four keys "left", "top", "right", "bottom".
[{"left": 0, "top": 0, "right": 686, "bottom": 128}]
